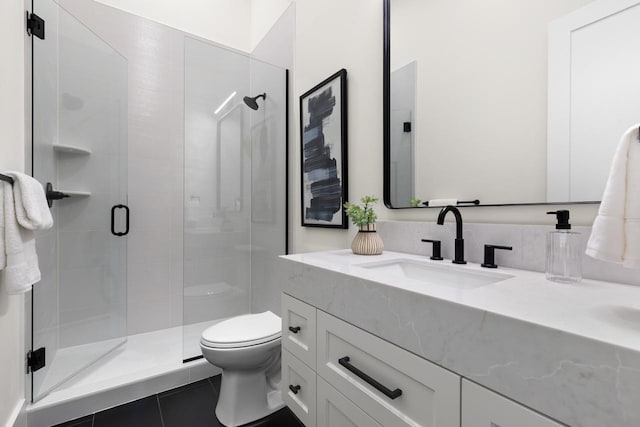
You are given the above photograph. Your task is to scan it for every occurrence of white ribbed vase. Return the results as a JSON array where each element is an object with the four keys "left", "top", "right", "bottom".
[{"left": 351, "top": 223, "right": 384, "bottom": 255}]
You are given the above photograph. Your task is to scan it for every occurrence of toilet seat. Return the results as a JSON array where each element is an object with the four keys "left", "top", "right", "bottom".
[{"left": 201, "top": 311, "right": 282, "bottom": 349}]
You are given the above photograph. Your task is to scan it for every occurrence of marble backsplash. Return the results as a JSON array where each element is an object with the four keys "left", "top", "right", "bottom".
[{"left": 377, "top": 220, "right": 640, "bottom": 286}]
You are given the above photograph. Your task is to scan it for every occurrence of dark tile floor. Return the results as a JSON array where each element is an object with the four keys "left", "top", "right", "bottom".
[{"left": 53, "top": 375, "right": 304, "bottom": 427}]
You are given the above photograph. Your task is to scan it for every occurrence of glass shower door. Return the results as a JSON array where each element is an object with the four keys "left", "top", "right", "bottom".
[
  {"left": 31, "top": 0, "right": 128, "bottom": 401},
  {"left": 182, "top": 37, "right": 251, "bottom": 361}
]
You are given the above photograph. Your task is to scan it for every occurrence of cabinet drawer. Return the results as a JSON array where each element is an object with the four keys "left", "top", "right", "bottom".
[
  {"left": 282, "top": 349, "right": 316, "bottom": 427},
  {"left": 462, "top": 380, "right": 563, "bottom": 427},
  {"left": 317, "top": 311, "right": 460, "bottom": 427},
  {"left": 282, "top": 293, "right": 317, "bottom": 369},
  {"left": 317, "top": 377, "right": 382, "bottom": 427}
]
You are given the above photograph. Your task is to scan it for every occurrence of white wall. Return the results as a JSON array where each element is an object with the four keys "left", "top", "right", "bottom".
[
  {"left": 94, "top": 0, "right": 252, "bottom": 52},
  {"left": 250, "top": 0, "right": 293, "bottom": 51},
  {"left": 0, "top": 0, "right": 27, "bottom": 425},
  {"left": 293, "top": 0, "right": 384, "bottom": 252},
  {"left": 291, "top": 0, "right": 600, "bottom": 254}
]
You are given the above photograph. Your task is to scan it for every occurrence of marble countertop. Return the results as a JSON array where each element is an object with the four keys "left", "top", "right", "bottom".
[
  {"left": 283, "top": 250, "right": 640, "bottom": 354},
  {"left": 280, "top": 250, "right": 640, "bottom": 427}
]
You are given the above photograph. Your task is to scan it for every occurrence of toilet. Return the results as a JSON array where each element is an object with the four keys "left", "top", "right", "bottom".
[{"left": 200, "top": 311, "right": 284, "bottom": 427}]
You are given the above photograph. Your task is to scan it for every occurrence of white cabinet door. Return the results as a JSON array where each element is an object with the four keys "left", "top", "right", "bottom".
[
  {"left": 317, "top": 310, "right": 460, "bottom": 427},
  {"left": 461, "top": 380, "right": 563, "bottom": 427},
  {"left": 282, "top": 349, "right": 316, "bottom": 427},
  {"left": 282, "top": 293, "right": 317, "bottom": 369},
  {"left": 317, "top": 377, "right": 382, "bottom": 427}
]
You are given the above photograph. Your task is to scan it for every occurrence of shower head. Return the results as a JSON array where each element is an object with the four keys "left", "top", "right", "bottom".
[{"left": 243, "top": 93, "right": 266, "bottom": 110}]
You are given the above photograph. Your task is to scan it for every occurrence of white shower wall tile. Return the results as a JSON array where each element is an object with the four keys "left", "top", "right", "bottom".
[
  {"left": 55, "top": 194, "right": 112, "bottom": 233},
  {"left": 377, "top": 220, "right": 640, "bottom": 286},
  {"left": 127, "top": 296, "right": 174, "bottom": 335},
  {"left": 57, "top": 230, "right": 113, "bottom": 270},
  {"left": 127, "top": 261, "right": 173, "bottom": 301}
]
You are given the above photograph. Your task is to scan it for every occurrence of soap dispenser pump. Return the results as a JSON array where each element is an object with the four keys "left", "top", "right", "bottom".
[{"left": 546, "top": 210, "right": 582, "bottom": 283}]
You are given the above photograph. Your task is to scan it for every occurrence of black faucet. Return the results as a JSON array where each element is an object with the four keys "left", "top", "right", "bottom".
[{"left": 436, "top": 206, "right": 466, "bottom": 264}]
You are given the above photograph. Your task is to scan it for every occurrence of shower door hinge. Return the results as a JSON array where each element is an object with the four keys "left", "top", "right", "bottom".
[
  {"left": 27, "top": 347, "right": 46, "bottom": 373},
  {"left": 26, "top": 12, "right": 45, "bottom": 40}
]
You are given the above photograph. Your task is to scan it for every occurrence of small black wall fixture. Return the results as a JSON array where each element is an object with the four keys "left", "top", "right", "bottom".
[
  {"left": 45, "top": 182, "right": 70, "bottom": 208},
  {"left": 27, "top": 347, "right": 46, "bottom": 373},
  {"left": 26, "top": 12, "right": 45, "bottom": 39}
]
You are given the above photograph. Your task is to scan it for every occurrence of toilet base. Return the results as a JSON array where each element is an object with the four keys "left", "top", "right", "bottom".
[{"left": 216, "top": 369, "right": 284, "bottom": 427}]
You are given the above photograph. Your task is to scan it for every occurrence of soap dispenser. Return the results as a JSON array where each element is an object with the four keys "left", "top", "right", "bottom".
[{"left": 546, "top": 210, "right": 582, "bottom": 283}]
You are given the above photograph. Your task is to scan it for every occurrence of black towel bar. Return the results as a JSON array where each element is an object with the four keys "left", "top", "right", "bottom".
[{"left": 0, "top": 174, "right": 14, "bottom": 185}]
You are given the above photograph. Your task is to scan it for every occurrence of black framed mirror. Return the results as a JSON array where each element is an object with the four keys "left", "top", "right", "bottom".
[{"left": 383, "top": 0, "right": 640, "bottom": 209}]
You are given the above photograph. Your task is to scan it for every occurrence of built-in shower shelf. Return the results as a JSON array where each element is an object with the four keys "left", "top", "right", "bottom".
[
  {"left": 53, "top": 144, "right": 92, "bottom": 155},
  {"left": 60, "top": 190, "right": 91, "bottom": 197}
]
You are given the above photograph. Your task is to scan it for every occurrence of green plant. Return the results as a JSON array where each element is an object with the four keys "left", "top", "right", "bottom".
[
  {"left": 410, "top": 198, "right": 422, "bottom": 207},
  {"left": 344, "top": 195, "right": 379, "bottom": 227}
]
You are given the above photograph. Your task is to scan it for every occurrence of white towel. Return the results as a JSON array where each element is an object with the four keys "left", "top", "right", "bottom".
[
  {"left": 6, "top": 171, "right": 53, "bottom": 230},
  {"left": 1, "top": 182, "right": 41, "bottom": 294},
  {"left": 586, "top": 124, "right": 640, "bottom": 268}
]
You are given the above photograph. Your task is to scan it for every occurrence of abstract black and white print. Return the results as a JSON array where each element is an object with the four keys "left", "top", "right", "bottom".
[{"left": 300, "top": 70, "right": 347, "bottom": 227}]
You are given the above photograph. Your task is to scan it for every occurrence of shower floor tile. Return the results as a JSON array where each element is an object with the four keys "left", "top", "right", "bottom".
[
  {"left": 54, "top": 375, "right": 303, "bottom": 427},
  {"left": 28, "top": 319, "right": 226, "bottom": 427}
]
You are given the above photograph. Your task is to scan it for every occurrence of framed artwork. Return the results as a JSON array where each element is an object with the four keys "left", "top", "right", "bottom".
[{"left": 300, "top": 69, "right": 348, "bottom": 228}]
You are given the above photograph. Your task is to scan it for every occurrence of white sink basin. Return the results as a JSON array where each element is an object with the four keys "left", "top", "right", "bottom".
[{"left": 357, "top": 259, "right": 512, "bottom": 289}]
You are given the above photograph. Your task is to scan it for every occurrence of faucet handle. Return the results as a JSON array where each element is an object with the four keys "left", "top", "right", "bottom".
[
  {"left": 421, "top": 239, "right": 443, "bottom": 261},
  {"left": 481, "top": 244, "right": 513, "bottom": 268}
]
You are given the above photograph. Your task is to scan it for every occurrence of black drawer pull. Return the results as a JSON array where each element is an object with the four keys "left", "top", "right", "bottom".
[
  {"left": 338, "top": 356, "right": 402, "bottom": 400},
  {"left": 288, "top": 326, "right": 301, "bottom": 333},
  {"left": 289, "top": 384, "right": 301, "bottom": 394}
]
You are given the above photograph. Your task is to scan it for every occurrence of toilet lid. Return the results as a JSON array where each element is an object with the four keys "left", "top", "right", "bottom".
[{"left": 201, "top": 311, "right": 281, "bottom": 348}]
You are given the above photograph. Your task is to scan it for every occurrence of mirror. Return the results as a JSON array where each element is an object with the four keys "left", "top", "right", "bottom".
[{"left": 384, "top": 0, "right": 640, "bottom": 208}]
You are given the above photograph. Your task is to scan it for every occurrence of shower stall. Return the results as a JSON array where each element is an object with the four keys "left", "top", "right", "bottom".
[{"left": 28, "top": 0, "right": 289, "bottom": 416}]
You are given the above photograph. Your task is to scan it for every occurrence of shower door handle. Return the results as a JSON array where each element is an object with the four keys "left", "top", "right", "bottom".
[{"left": 111, "top": 204, "right": 130, "bottom": 236}]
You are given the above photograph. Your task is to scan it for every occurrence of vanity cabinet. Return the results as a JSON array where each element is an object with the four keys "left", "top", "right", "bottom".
[
  {"left": 316, "top": 310, "right": 460, "bottom": 427},
  {"left": 282, "top": 292, "right": 317, "bottom": 369},
  {"left": 461, "top": 380, "right": 563, "bottom": 427},
  {"left": 282, "top": 293, "right": 568, "bottom": 427},
  {"left": 317, "top": 377, "right": 382, "bottom": 427},
  {"left": 282, "top": 349, "right": 317, "bottom": 427},
  {"left": 282, "top": 293, "right": 460, "bottom": 427}
]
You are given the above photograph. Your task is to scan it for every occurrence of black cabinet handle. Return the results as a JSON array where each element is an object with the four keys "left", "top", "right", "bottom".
[
  {"left": 288, "top": 326, "right": 301, "bottom": 333},
  {"left": 289, "top": 384, "right": 301, "bottom": 394},
  {"left": 111, "top": 204, "right": 130, "bottom": 236},
  {"left": 338, "top": 356, "right": 402, "bottom": 400}
]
